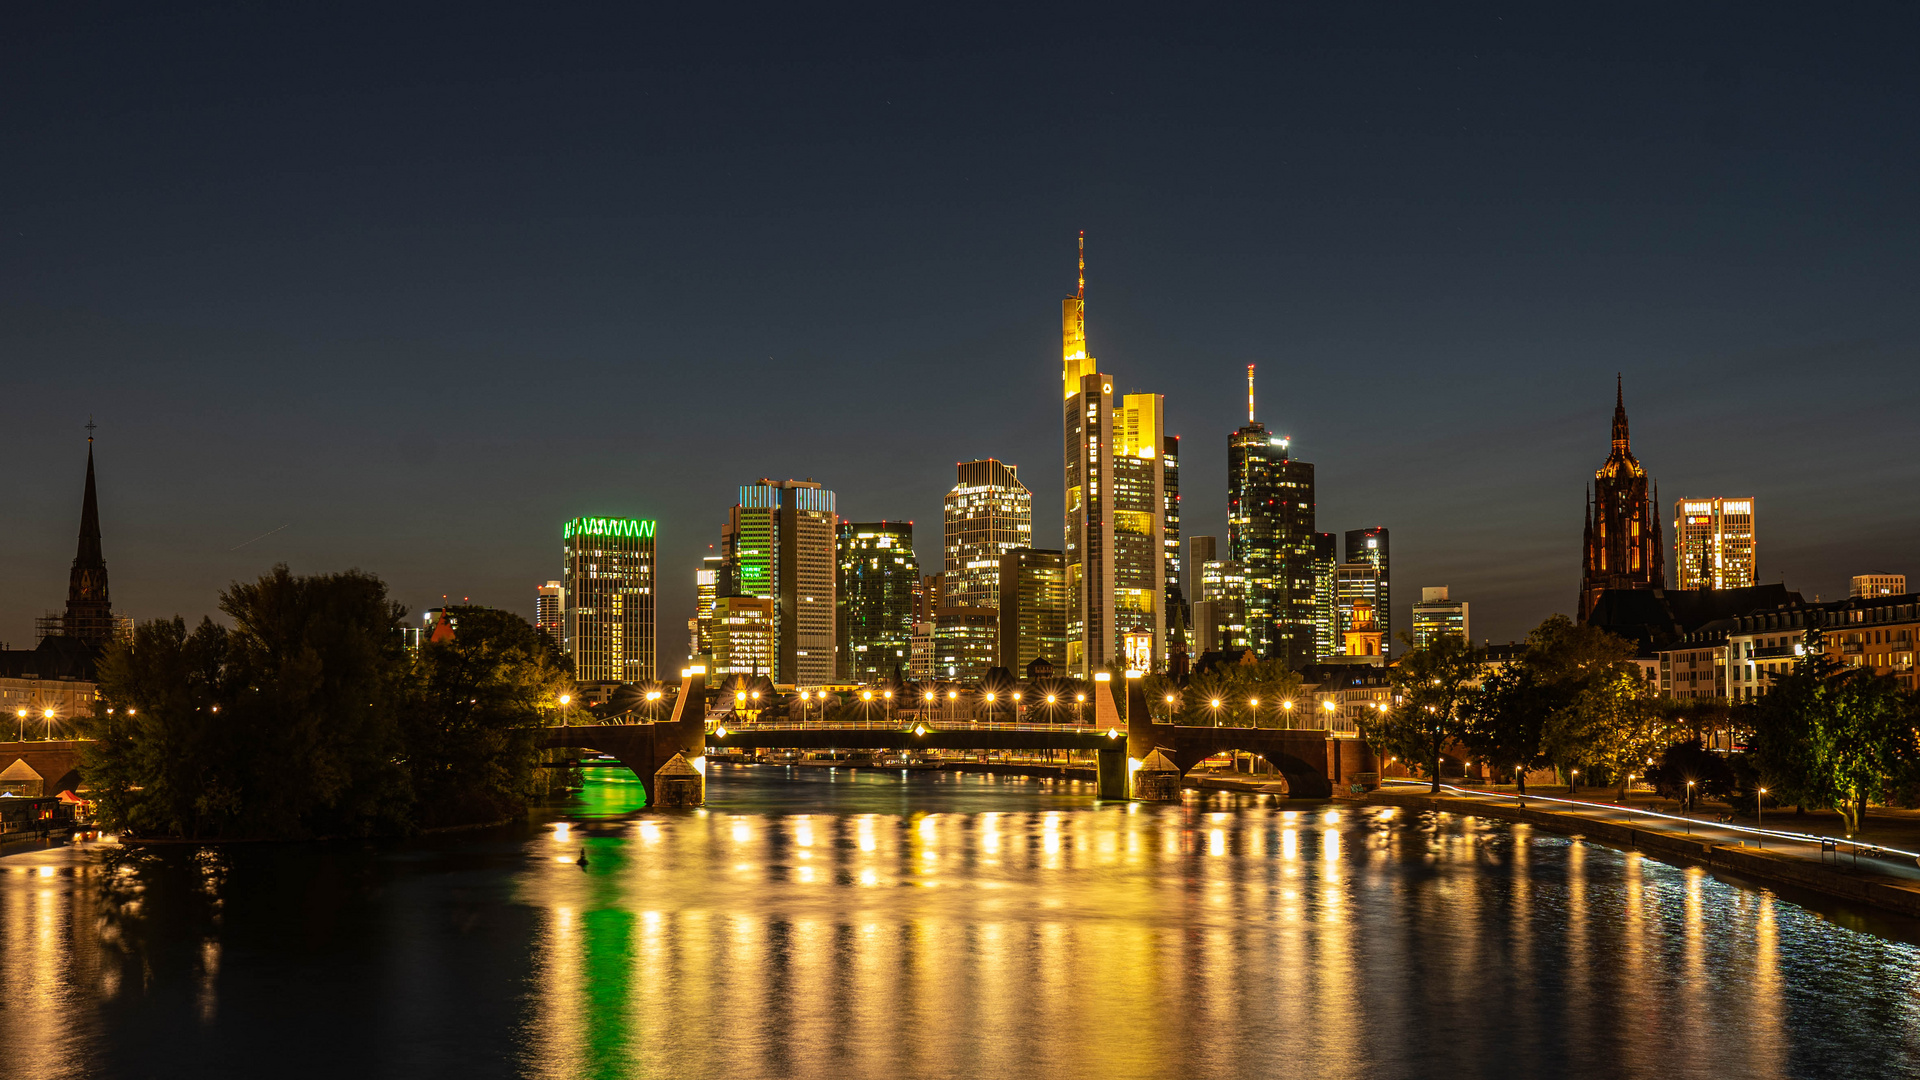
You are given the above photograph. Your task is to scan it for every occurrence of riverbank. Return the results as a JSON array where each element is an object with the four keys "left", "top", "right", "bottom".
[{"left": 1345, "top": 784, "right": 1920, "bottom": 920}]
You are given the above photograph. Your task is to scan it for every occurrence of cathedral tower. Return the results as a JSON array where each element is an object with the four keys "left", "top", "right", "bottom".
[{"left": 1578, "top": 378, "right": 1664, "bottom": 622}]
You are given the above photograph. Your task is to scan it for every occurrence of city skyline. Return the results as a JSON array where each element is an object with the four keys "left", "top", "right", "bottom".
[{"left": 4, "top": 8, "right": 1916, "bottom": 652}]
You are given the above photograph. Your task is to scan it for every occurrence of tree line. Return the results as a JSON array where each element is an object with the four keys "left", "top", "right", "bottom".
[
  {"left": 1358, "top": 614, "right": 1920, "bottom": 834},
  {"left": 82, "top": 565, "right": 574, "bottom": 840}
]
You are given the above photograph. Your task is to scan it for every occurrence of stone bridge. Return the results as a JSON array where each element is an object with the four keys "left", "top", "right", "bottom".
[
  {"left": 0, "top": 740, "right": 84, "bottom": 798},
  {"left": 538, "top": 669, "right": 1377, "bottom": 806}
]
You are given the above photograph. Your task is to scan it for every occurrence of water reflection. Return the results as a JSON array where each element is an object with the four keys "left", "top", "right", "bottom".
[{"left": 1, "top": 766, "right": 1917, "bottom": 1079}]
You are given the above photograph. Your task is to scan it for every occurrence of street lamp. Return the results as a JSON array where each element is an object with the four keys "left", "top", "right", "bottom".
[
  {"left": 1685, "top": 780, "right": 1696, "bottom": 833},
  {"left": 1758, "top": 787, "right": 1768, "bottom": 841},
  {"left": 645, "top": 689, "right": 663, "bottom": 722},
  {"left": 43, "top": 707, "right": 55, "bottom": 740},
  {"left": 1076, "top": 693, "right": 1086, "bottom": 725},
  {"left": 983, "top": 690, "right": 996, "bottom": 723}
]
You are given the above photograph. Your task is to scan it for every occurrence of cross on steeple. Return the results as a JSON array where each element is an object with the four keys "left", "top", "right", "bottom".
[{"left": 85, "top": 416, "right": 97, "bottom": 443}]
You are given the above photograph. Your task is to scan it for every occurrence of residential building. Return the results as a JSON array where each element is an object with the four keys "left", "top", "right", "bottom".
[
  {"left": 562, "top": 516, "right": 657, "bottom": 684},
  {"left": 1818, "top": 592, "right": 1918, "bottom": 693},
  {"left": 535, "top": 580, "right": 564, "bottom": 648},
  {"left": 837, "top": 521, "right": 919, "bottom": 683},
  {"left": 1673, "top": 497, "right": 1757, "bottom": 590},
  {"left": 1658, "top": 626, "right": 1729, "bottom": 701},
  {"left": 1852, "top": 574, "right": 1907, "bottom": 598},
  {"left": 1343, "top": 527, "right": 1391, "bottom": 656},
  {"left": 943, "top": 460, "right": 1032, "bottom": 610},
  {"left": 1579, "top": 377, "right": 1665, "bottom": 621},
  {"left": 1060, "top": 235, "right": 1169, "bottom": 676},
  {"left": 1311, "top": 532, "right": 1338, "bottom": 659},
  {"left": 722, "top": 479, "right": 838, "bottom": 686},
  {"left": 1410, "top": 586, "right": 1469, "bottom": 649},
  {"left": 1228, "top": 364, "right": 1316, "bottom": 664},
  {"left": 997, "top": 548, "right": 1067, "bottom": 674}
]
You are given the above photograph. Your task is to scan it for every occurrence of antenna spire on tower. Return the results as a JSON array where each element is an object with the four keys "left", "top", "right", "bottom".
[
  {"left": 1077, "top": 230, "right": 1084, "bottom": 300},
  {"left": 1247, "top": 364, "right": 1256, "bottom": 424}
]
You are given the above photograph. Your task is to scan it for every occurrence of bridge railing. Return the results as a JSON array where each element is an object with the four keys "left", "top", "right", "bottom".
[{"left": 709, "top": 718, "right": 1116, "bottom": 735}]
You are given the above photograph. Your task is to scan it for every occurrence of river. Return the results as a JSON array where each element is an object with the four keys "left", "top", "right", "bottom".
[{"left": 2, "top": 765, "right": 1916, "bottom": 1079}]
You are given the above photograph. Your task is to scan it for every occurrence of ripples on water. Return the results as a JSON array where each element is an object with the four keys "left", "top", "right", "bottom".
[{"left": 2, "top": 766, "right": 1917, "bottom": 1080}]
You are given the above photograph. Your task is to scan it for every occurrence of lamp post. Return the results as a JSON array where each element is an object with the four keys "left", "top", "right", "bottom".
[
  {"left": 947, "top": 688, "right": 958, "bottom": 723},
  {"left": 1076, "top": 692, "right": 1086, "bottom": 725},
  {"left": 861, "top": 689, "right": 874, "bottom": 728},
  {"left": 1570, "top": 767, "right": 1579, "bottom": 796},
  {"left": 1209, "top": 698, "right": 1222, "bottom": 727},
  {"left": 1282, "top": 699, "right": 1293, "bottom": 730},
  {"left": 1757, "top": 787, "right": 1767, "bottom": 844},
  {"left": 14, "top": 708, "right": 24, "bottom": 741},
  {"left": 43, "top": 707, "right": 55, "bottom": 740},
  {"left": 645, "top": 689, "right": 663, "bottom": 722},
  {"left": 1685, "top": 780, "right": 1696, "bottom": 833},
  {"left": 982, "top": 690, "right": 996, "bottom": 724},
  {"left": 556, "top": 693, "right": 571, "bottom": 727}
]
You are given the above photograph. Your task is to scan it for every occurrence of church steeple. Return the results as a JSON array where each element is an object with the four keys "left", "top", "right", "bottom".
[
  {"left": 63, "top": 425, "right": 115, "bottom": 645},
  {"left": 1611, "top": 373, "right": 1631, "bottom": 452}
]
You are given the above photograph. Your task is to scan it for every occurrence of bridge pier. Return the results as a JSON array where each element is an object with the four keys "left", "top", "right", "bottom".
[{"left": 1095, "top": 749, "right": 1127, "bottom": 799}]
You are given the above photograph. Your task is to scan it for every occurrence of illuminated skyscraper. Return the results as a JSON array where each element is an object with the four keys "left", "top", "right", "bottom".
[
  {"left": 1228, "top": 365, "right": 1316, "bottom": 664},
  {"left": 1311, "top": 532, "right": 1338, "bottom": 659},
  {"left": 1579, "top": 377, "right": 1665, "bottom": 622},
  {"left": 693, "top": 553, "right": 721, "bottom": 655},
  {"left": 837, "top": 521, "right": 918, "bottom": 683},
  {"left": 1163, "top": 434, "right": 1184, "bottom": 632},
  {"left": 1672, "top": 498, "right": 1756, "bottom": 591},
  {"left": 1343, "top": 527, "right": 1391, "bottom": 656},
  {"left": 1335, "top": 561, "right": 1383, "bottom": 661},
  {"left": 722, "top": 479, "right": 838, "bottom": 686},
  {"left": 535, "top": 580, "right": 564, "bottom": 647},
  {"left": 1060, "top": 235, "right": 1169, "bottom": 675},
  {"left": 1193, "top": 559, "right": 1248, "bottom": 656},
  {"left": 943, "top": 459, "right": 1032, "bottom": 610},
  {"left": 709, "top": 597, "right": 774, "bottom": 681},
  {"left": 562, "top": 516, "right": 657, "bottom": 684}
]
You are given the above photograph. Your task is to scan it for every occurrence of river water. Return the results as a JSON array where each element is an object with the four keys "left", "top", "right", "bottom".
[{"left": 2, "top": 766, "right": 1916, "bottom": 1079}]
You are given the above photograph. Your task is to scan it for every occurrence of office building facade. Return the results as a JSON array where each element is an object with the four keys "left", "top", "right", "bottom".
[
  {"left": 562, "top": 516, "right": 657, "bottom": 684},
  {"left": 709, "top": 596, "right": 775, "bottom": 682},
  {"left": 1311, "top": 532, "right": 1338, "bottom": 659},
  {"left": 1851, "top": 574, "right": 1906, "bottom": 598},
  {"left": 1343, "top": 527, "right": 1391, "bottom": 656},
  {"left": 1411, "top": 586, "right": 1469, "bottom": 649},
  {"left": 1335, "top": 561, "right": 1383, "bottom": 659},
  {"left": 722, "top": 479, "right": 838, "bottom": 686},
  {"left": 535, "top": 580, "right": 564, "bottom": 647},
  {"left": 1060, "top": 236, "right": 1169, "bottom": 675},
  {"left": 1673, "top": 498, "right": 1756, "bottom": 590},
  {"left": 943, "top": 460, "right": 1033, "bottom": 610},
  {"left": 997, "top": 548, "right": 1068, "bottom": 674},
  {"left": 1193, "top": 559, "right": 1248, "bottom": 656},
  {"left": 1228, "top": 365, "right": 1317, "bottom": 664},
  {"left": 837, "top": 521, "right": 919, "bottom": 683}
]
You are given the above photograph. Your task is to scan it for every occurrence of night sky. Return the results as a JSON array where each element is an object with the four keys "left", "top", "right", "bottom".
[{"left": 4, "top": 3, "right": 1917, "bottom": 652}]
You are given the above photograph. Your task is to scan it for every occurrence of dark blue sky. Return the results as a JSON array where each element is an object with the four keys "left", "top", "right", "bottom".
[{"left": 3, "top": 2, "right": 1916, "bottom": 651}]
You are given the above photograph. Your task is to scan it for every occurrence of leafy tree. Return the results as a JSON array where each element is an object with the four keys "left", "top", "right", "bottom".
[
  {"left": 1749, "top": 635, "right": 1918, "bottom": 835},
  {"left": 1362, "top": 633, "right": 1482, "bottom": 793},
  {"left": 1460, "top": 663, "right": 1550, "bottom": 794},
  {"left": 87, "top": 566, "right": 412, "bottom": 839},
  {"left": 405, "top": 605, "right": 574, "bottom": 829},
  {"left": 1543, "top": 667, "right": 1668, "bottom": 799}
]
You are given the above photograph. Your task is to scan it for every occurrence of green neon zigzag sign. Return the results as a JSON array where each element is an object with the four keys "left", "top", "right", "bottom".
[{"left": 564, "top": 517, "right": 656, "bottom": 540}]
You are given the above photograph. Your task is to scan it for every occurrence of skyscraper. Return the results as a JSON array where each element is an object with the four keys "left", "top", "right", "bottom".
[
  {"left": 1187, "top": 535, "right": 1216, "bottom": 612},
  {"left": 1060, "top": 235, "right": 1169, "bottom": 675},
  {"left": 693, "top": 553, "right": 722, "bottom": 656},
  {"left": 1343, "top": 527, "right": 1391, "bottom": 656},
  {"left": 1411, "top": 586, "right": 1469, "bottom": 649},
  {"left": 1673, "top": 498, "right": 1756, "bottom": 590},
  {"left": 1163, "top": 434, "right": 1184, "bottom": 634},
  {"left": 837, "top": 521, "right": 919, "bottom": 683},
  {"left": 1311, "top": 532, "right": 1338, "bottom": 659},
  {"left": 1228, "top": 365, "right": 1317, "bottom": 664},
  {"left": 1579, "top": 377, "right": 1665, "bottom": 622},
  {"left": 535, "top": 580, "right": 564, "bottom": 646},
  {"left": 943, "top": 460, "right": 1032, "bottom": 610},
  {"left": 997, "top": 548, "right": 1067, "bottom": 674},
  {"left": 1194, "top": 559, "right": 1248, "bottom": 655},
  {"left": 723, "top": 479, "right": 838, "bottom": 686},
  {"left": 562, "top": 516, "right": 657, "bottom": 685}
]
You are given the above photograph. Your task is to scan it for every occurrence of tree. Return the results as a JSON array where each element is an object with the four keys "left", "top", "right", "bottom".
[
  {"left": 1363, "top": 633, "right": 1482, "bottom": 793},
  {"left": 1460, "top": 663, "right": 1550, "bottom": 794},
  {"left": 1749, "top": 636, "right": 1918, "bottom": 835},
  {"left": 87, "top": 565, "right": 412, "bottom": 839},
  {"left": 405, "top": 606, "right": 575, "bottom": 829},
  {"left": 1543, "top": 667, "right": 1668, "bottom": 799},
  {"left": 1646, "top": 739, "right": 1735, "bottom": 804}
]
